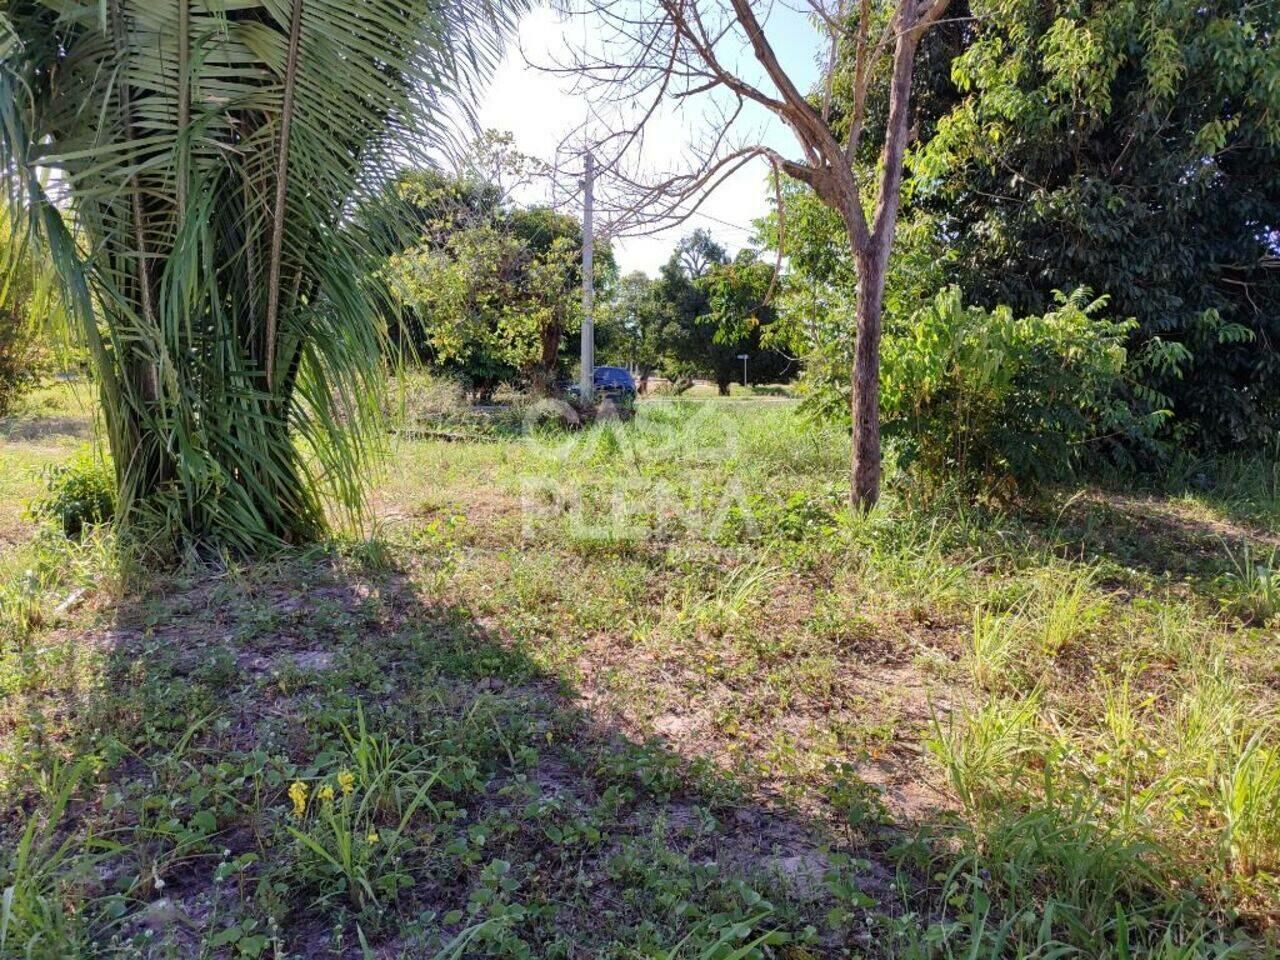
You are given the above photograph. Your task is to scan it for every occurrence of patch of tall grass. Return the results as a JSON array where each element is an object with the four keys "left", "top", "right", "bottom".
[
  {"left": 0, "top": 760, "right": 120, "bottom": 957},
  {"left": 966, "top": 606, "right": 1024, "bottom": 691},
  {"left": 900, "top": 799, "right": 1233, "bottom": 959},
  {"left": 1220, "top": 540, "right": 1280, "bottom": 625},
  {"left": 933, "top": 592, "right": 1280, "bottom": 945}
]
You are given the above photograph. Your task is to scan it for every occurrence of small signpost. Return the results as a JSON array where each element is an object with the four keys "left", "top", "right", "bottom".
[{"left": 737, "top": 353, "right": 748, "bottom": 387}]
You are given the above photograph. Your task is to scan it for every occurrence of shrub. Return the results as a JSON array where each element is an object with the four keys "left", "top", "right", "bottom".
[
  {"left": 882, "top": 286, "right": 1182, "bottom": 492},
  {"left": 0, "top": 314, "right": 47, "bottom": 418},
  {"left": 388, "top": 371, "right": 472, "bottom": 433},
  {"left": 30, "top": 451, "right": 115, "bottom": 538}
]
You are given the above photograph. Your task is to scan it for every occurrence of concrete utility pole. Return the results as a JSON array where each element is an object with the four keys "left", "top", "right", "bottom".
[{"left": 579, "top": 151, "right": 595, "bottom": 405}]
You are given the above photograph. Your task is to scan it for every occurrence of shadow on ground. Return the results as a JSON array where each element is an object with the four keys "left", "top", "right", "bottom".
[
  {"left": 1022, "top": 486, "right": 1280, "bottom": 585},
  {"left": 2, "top": 547, "right": 919, "bottom": 957}
]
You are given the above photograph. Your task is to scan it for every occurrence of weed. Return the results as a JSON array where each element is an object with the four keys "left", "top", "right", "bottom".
[
  {"left": 928, "top": 694, "right": 1046, "bottom": 815},
  {"left": 1035, "top": 565, "right": 1102, "bottom": 655},
  {"left": 966, "top": 605, "right": 1024, "bottom": 691},
  {"left": 901, "top": 801, "right": 1226, "bottom": 959},
  {"left": 1220, "top": 540, "right": 1280, "bottom": 624},
  {"left": 0, "top": 759, "right": 121, "bottom": 957},
  {"left": 1218, "top": 728, "right": 1280, "bottom": 879},
  {"left": 683, "top": 561, "right": 779, "bottom": 638}
]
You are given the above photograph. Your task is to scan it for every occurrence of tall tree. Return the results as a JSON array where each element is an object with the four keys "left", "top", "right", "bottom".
[
  {"left": 0, "top": 0, "right": 517, "bottom": 553},
  {"left": 911, "top": 0, "right": 1280, "bottom": 447},
  {"left": 551, "top": 0, "right": 952, "bottom": 507},
  {"left": 656, "top": 231, "right": 737, "bottom": 395},
  {"left": 385, "top": 205, "right": 594, "bottom": 394},
  {"left": 765, "top": 0, "right": 1280, "bottom": 452},
  {"left": 655, "top": 231, "right": 790, "bottom": 393}
]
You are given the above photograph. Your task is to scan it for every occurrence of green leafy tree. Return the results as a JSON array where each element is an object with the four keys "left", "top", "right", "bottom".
[
  {"left": 385, "top": 206, "right": 594, "bottom": 395},
  {"left": 911, "top": 0, "right": 1280, "bottom": 448},
  {"left": 378, "top": 132, "right": 615, "bottom": 397},
  {"left": 599, "top": 271, "right": 665, "bottom": 392},
  {"left": 655, "top": 232, "right": 738, "bottom": 395},
  {"left": 767, "top": 0, "right": 1280, "bottom": 455},
  {"left": 757, "top": 177, "right": 944, "bottom": 420},
  {"left": 1, "top": 0, "right": 518, "bottom": 553},
  {"left": 653, "top": 231, "right": 792, "bottom": 395}
]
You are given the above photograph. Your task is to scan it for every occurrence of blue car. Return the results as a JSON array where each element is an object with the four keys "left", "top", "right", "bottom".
[
  {"left": 593, "top": 366, "right": 637, "bottom": 400},
  {"left": 567, "top": 366, "right": 637, "bottom": 404}
]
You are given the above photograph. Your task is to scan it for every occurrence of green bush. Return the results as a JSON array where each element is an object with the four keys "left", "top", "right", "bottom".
[
  {"left": 882, "top": 287, "right": 1183, "bottom": 491},
  {"left": 0, "top": 316, "right": 47, "bottom": 418},
  {"left": 0, "top": 209, "right": 56, "bottom": 417},
  {"left": 387, "top": 371, "right": 472, "bottom": 433},
  {"left": 30, "top": 451, "right": 116, "bottom": 538}
]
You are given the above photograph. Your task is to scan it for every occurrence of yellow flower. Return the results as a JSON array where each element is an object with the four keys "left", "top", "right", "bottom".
[
  {"left": 317, "top": 784, "right": 335, "bottom": 803},
  {"left": 288, "top": 780, "right": 309, "bottom": 818},
  {"left": 338, "top": 770, "right": 355, "bottom": 796},
  {"left": 366, "top": 831, "right": 379, "bottom": 844}
]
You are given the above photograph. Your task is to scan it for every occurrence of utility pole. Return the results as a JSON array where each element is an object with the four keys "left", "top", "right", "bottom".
[{"left": 579, "top": 151, "right": 595, "bottom": 405}]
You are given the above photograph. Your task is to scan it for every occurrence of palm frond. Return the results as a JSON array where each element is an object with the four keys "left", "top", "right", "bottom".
[{"left": 0, "top": 0, "right": 523, "bottom": 554}]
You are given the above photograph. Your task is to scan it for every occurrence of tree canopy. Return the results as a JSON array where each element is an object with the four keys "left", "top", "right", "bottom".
[
  {"left": 912, "top": 0, "right": 1280, "bottom": 448},
  {"left": 651, "top": 232, "right": 792, "bottom": 394},
  {"left": 379, "top": 146, "right": 616, "bottom": 397},
  {"left": 762, "top": 0, "right": 1280, "bottom": 456}
]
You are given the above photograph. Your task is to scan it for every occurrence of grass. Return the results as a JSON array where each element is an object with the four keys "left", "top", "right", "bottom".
[
  {"left": 1, "top": 388, "right": 1278, "bottom": 957},
  {"left": 0, "top": 380, "right": 94, "bottom": 545}
]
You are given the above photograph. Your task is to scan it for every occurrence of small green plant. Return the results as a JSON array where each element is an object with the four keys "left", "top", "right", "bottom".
[
  {"left": 928, "top": 694, "right": 1045, "bottom": 815},
  {"left": 1220, "top": 540, "right": 1280, "bottom": 624},
  {"left": 684, "top": 562, "right": 779, "bottom": 638},
  {"left": 1218, "top": 728, "right": 1280, "bottom": 879},
  {"left": 967, "top": 606, "right": 1023, "bottom": 691},
  {"left": 0, "top": 759, "right": 119, "bottom": 957},
  {"left": 29, "top": 451, "right": 115, "bottom": 539},
  {"left": 1036, "top": 567, "right": 1102, "bottom": 655},
  {"left": 284, "top": 706, "right": 463, "bottom": 915},
  {"left": 903, "top": 801, "right": 1219, "bottom": 959},
  {"left": 286, "top": 773, "right": 422, "bottom": 913},
  {"left": 0, "top": 568, "right": 44, "bottom": 645}
]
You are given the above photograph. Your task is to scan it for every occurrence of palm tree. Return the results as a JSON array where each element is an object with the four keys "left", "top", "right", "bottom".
[{"left": 0, "top": 0, "right": 516, "bottom": 554}]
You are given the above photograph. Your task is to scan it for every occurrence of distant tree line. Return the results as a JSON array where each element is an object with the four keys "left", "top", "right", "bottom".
[
  {"left": 598, "top": 231, "right": 794, "bottom": 396},
  {"left": 376, "top": 136, "right": 794, "bottom": 398}
]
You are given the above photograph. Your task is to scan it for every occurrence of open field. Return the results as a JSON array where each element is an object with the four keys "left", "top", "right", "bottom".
[{"left": 2, "top": 395, "right": 1279, "bottom": 958}]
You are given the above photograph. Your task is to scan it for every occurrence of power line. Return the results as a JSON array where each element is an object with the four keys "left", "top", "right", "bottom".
[{"left": 682, "top": 207, "right": 760, "bottom": 237}]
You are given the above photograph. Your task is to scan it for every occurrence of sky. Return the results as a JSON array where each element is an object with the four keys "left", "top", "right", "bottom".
[{"left": 474, "top": 4, "right": 823, "bottom": 276}]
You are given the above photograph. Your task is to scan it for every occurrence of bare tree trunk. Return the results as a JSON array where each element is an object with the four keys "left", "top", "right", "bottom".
[
  {"left": 851, "top": 245, "right": 886, "bottom": 509},
  {"left": 846, "top": 14, "right": 924, "bottom": 511}
]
